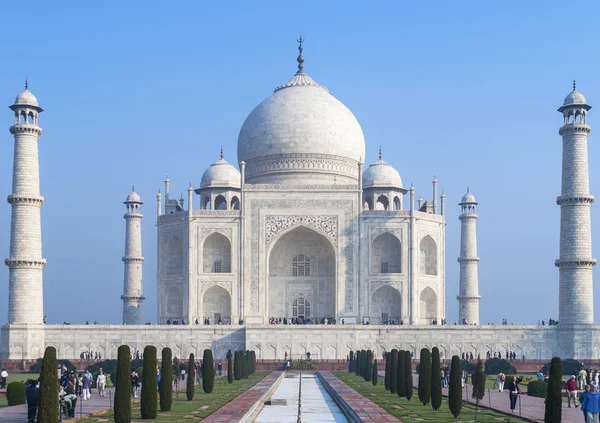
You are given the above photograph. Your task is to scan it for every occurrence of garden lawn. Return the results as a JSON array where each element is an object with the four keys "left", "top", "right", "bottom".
[
  {"left": 0, "top": 373, "right": 40, "bottom": 408},
  {"left": 333, "top": 372, "right": 528, "bottom": 423},
  {"left": 77, "top": 371, "right": 268, "bottom": 423}
]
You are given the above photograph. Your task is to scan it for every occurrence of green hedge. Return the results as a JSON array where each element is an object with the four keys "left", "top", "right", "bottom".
[
  {"left": 484, "top": 358, "right": 516, "bottom": 375},
  {"left": 6, "top": 381, "right": 26, "bottom": 406},
  {"left": 527, "top": 380, "right": 548, "bottom": 398},
  {"left": 542, "top": 358, "right": 582, "bottom": 375},
  {"left": 30, "top": 358, "right": 75, "bottom": 373}
]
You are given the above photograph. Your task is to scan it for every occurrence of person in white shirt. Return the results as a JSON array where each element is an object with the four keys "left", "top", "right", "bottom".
[
  {"left": 0, "top": 369, "right": 7, "bottom": 389},
  {"left": 96, "top": 369, "right": 107, "bottom": 397},
  {"left": 498, "top": 372, "right": 506, "bottom": 392}
]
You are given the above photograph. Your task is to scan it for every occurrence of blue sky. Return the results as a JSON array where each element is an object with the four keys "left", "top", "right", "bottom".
[{"left": 1, "top": 1, "right": 599, "bottom": 325}]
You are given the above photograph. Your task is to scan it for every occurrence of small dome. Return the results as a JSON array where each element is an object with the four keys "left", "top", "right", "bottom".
[
  {"left": 460, "top": 191, "right": 476, "bottom": 204},
  {"left": 563, "top": 90, "right": 587, "bottom": 106},
  {"left": 200, "top": 158, "right": 241, "bottom": 189},
  {"left": 362, "top": 159, "right": 402, "bottom": 188},
  {"left": 14, "top": 89, "right": 40, "bottom": 108},
  {"left": 125, "top": 190, "right": 142, "bottom": 203}
]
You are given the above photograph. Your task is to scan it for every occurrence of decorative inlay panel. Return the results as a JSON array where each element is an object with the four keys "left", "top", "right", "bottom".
[
  {"left": 199, "top": 280, "right": 233, "bottom": 295},
  {"left": 370, "top": 227, "right": 402, "bottom": 242},
  {"left": 249, "top": 199, "right": 354, "bottom": 313},
  {"left": 371, "top": 280, "right": 402, "bottom": 295},
  {"left": 265, "top": 215, "right": 338, "bottom": 246},
  {"left": 200, "top": 227, "right": 233, "bottom": 241}
]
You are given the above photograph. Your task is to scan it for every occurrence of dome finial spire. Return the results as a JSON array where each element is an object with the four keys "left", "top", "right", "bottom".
[
  {"left": 132, "top": 185, "right": 135, "bottom": 192},
  {"left": 467, "top": 185, "right": 470, "bottom": 193},
  {"left": 220, "top": 145, "right": 224, "bottom": 160},
  {"left": 24, "top": 79, "right": 28, "bottom": 90},
  {"left": 378, "top": 146, "right": 382, "bottom": 160},
  {"left": 296, "top": 35, "right": 305, "bottom": 74},
  {"left": 573, "top": 79, "right": 577, "bottom": 92}
]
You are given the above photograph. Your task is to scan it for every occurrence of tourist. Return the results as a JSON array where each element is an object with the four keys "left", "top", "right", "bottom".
[
  {"left": 566, "top": 375, "right": 580, "bottom": 408},
  {"left": 580, "top": 368, "right": 588, "bottom": 390},
  {"left": 25, "top": 379, "right": 39, "bottom": 423},
  {"left": 498, "top": 371, "right": 506, "bottom": 392},
  {"left": 217, "top": 361, "right": 222, "bottom": 376},
  {"left": 96, "top": 369, "right": 107, "bottom": 397},
  {"left": 440, "top": 368, "right": 446, "bottom": 388},
  {"left": 581, "top": 384, "right": 600, "bottom": 422},
  {"left": 536, "top": 368, "right": 544, "bottom": 381},
  {"left": 580, "top": 384, "right": 591, "bottom": 419},
  {"left": 86, "top": 369, "right": 93, "bottom": 395},
  {"left": 180, "top": 363, "right": 186, "bottom": 381},
  {"left": 81, "top": 371, "right": 91, "bottom": 400},
  {"left": 131, "top": 371, "right": 140, "bottom": 398},
  {"left": 507, "top": 376, "right": 522, "bottom": 413},
  {"left": 77, "top": 373, "right": 84, "bottom": 396},
  {"left": 0, "top": 368, "right": 7, "bottom": 389}
]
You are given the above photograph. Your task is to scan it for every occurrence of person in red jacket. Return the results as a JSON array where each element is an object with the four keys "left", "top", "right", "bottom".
[{"left": 565, "top": 375, "right": 580, "bottom": 408}]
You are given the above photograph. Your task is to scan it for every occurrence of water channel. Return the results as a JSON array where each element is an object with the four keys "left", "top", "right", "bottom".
[{"left": 253, "top": 373, "right": 348, "bottom": 423}]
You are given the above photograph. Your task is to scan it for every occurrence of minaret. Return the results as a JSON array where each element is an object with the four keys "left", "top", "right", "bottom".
[
  {"left": 556, "top": 81, "right": 595, "bottom": 325},
  {"left": 457, "top": 188, "right": 480, "bottom": 325},
  {"left": 122, "top": 188, "right": 145, "bottom": 324},
  {"left": 5, "top": 82, "right": 45, "bottom": 324}
]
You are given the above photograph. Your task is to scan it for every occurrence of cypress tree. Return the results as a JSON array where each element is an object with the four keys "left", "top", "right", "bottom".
[
  {"left": 160, "top": 348, "right": 173, "bottom": 411},
  {"left": 114, "top": 345, "right": 132, "bottom": 423},
  {"left": 431, "top": 347, "right": 442, "bottom": 410},
  {"left": 390, "top": 349, "right": 398, "bottom": 394},
  {"left": 405, "top": 351, "right": 413, "bottom": 400},
  {"left": 227, "top": 350, "right": 233, "bottom": 384},
  {"left": 245, "top": 350, "right": 250, "bottom": 378},
  {"left": 372, "top": 359, "right": 378, "bottom": 386},
  {"left": 234, "top": 351, "right": 241, "bottom": 380},
  {"left": 348, "top": 351, "right": 354, "bottom": 373},
  {"left": 418, "top": 348, "right": 431, "bottom": 405},
  {"left": 544, "top": 357, "right": 562, "bottom": 423},
  {"left": 202, "top": 349, "right": 215, "bottom": 393},
  {"left": 241, "top": 350, "right": 246, "bottom": 378},
  {"left": 354, "top": 350, "right": 360, "bottom": 376},
  {"left": 472, "top": 357, "right": 486, "bottom": 416},
  {"left": 186, "top": 353, "right": 195, "bottom": 401},
  {"left": 37, "top": 346, "right": 59, "bottom": 423},
  {"left": 252, "top": 351, "right": 256, "bottom": 373},
  {"left": 384, "top": 352, "right": 390, "bottom": 391},
  {"left": 362, "top": 350, "right": 368, "bottom": 379},
  {"left": 448, "top": 355, "right": 462, "bottom": 418},
  {"left": 140, "top": 345, "right": 158, "bottom": 419},
  {"left": 397, "top": 350, "right": 406, "bottom": 397},
  {"left": 365, "top": 350, "right": 372, "bottom": 382}
]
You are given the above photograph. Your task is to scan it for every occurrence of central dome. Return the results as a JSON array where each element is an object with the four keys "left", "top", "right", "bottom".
[{"left": 237, "top": 53, "right": 365, "bottom": 184}]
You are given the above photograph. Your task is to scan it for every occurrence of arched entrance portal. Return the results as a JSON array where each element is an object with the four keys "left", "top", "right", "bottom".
[
  {"left": 371, "top": 285, "right": 401, "bottom": 324},
  {"left": 203, "top": 285, "right": 231, "bottom": 324},
  {"left": 268, "top": 226, "right": 336, "bottom": 321}
]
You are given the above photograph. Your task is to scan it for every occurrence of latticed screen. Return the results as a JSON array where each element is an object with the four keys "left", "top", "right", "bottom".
[
  {"left": 213, "top": 260, "right": 222, "bottom": 273},
  {"left": 292, "top": 254, "right": 310, "bottom": 276},
  {"left": 292, "top": 297, "right": 310, "bottom": 317},
  {"left": 381, "top": 261, "right": 389, "bottom": 273}
]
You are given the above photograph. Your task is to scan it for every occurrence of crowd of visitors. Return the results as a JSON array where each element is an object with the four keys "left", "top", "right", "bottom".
[
  {"left": 79, "top": 351, "right": 102, "bottom": 360},
  {"left": 485, "top": 350, "right": 519, "bottom": 360}
]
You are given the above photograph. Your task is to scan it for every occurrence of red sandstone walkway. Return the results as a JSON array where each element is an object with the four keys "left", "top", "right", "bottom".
[
  {"left": 201, "top": 371, "right": 283, "bottom": 423},
  {"left": 320, "top": 371, "right": 401, "bottom": 422}
]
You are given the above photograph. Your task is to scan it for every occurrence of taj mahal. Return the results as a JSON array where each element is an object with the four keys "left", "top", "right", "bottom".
[{"left": 2, "top": 40, "right": 600, "bottom": 361}]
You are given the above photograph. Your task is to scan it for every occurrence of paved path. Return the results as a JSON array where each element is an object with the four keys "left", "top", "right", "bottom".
[
  {"left": 201, "top": 371, "right": 283, "bottom": 423},
  {"left": 320, "top": 371, "right": 401, "bottom": 422}
]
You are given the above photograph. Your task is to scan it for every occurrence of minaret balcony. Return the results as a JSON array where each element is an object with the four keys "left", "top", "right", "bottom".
[
  {"left": 456, "top": 295, "right": 481, "bottom": 300},
  {"left": 556, "top": 195, "right": 594, "bottom": 205},
  {"left": 555, "top": 258, "right": 597, "bottom": 268},
  {"left": 122, "top": 256, "right": 144, "bottom": 263},
  {"left": 559, "top": 124, "right": 591, "bottom": 136},
  {"left": 9, "top": 124, "right": 42, "bottom": 136},
  {"left": 457, "top": 257, "right": 480, "bottom": 263},
  {"left": 4, "top": 258, "right": 46, "bottom": 268},
  {"left": 7, "top": 195, "right": 44, "bottom": 205}
]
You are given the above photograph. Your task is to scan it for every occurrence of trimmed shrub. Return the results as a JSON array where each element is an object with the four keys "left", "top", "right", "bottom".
[
  {"left": 461, "top": 360, "right": 476, "bottom": 373},
  {"left": 87, "top": 359, "right": 117, "bottom": 375},
  {"left": 405, "top": 352, "right": 413, "bottom": 400},
  {"left": 140, "top": 345, "right": 157, "bottom": 419},
  {"left": 227, "top": 350, "right": 233, "bottom": 384},
  {"left": 448, "top": 355, "right": 462, "bottom": 418},
  {"left": 542, "top": 358, "right": 582, "bottom": 376},
  {"left": 6, "top": 381, "right": 26, "bottom": 406},
  {"left": 365, "top": 350, "right": 372, "bottom": 382},
  {"left": 527, "top": 380, "right": 548, "bottom": 398},
  {"left": 397, "top": 350, "right": 406, "bottom": 397},
  {"left": 38, "top": 346, "right": 59, "bottom": 423},
  {"left": 115, "top": 345, "right": 132, "bottom": 423},
  {"left": 544, "top": 357, "right": 562, "bottom": 423},
  {"left": 390, "top": 349, "right": 398, "bottom": 394},
  {"left": 186, "top": 354, "right": 195, "bottom": 401},
  {"left": 472, "top": 358, "right": 486, "bottom": 409},
  {"left": 202, "top": 349, "right": 215, "bottom": 393},
  {"left": 234, "top": 351, "right": 241, "bottom": 380},
  {"left": 431, "top": 347, "right": 442, "bottom": 411},
  {"left": 384, "top": 354, "right": 390, "bottom": 391},
  {"left": 418, "top": 348, "right": 431, "bottom": 405},
  {"left": 484, "top": 358, "right": 516, "bottom": 375},
  {"left": 160, "top": 348, "right": 173, "bottom": 412},
  {"left": 245, "top": 350, "right": 250, "bottom": 378},
  {"left": 349, "top": 351, "right": 354, "bottom": 373},
  {"left": 372, "top": 359, "right": 378, "bottom": 386},
  {"left": 30, "top": 358, "right": 76, "bottom": 373}
]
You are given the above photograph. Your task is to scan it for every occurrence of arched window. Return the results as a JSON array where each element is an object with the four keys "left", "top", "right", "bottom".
[
  {"left": 420, "top": 235, "right": 438, "bottom": 275},
  {"left": 375, "top": 195, "right": 389, "bottom": 210},
  {"left": 214, "top": 195, "right": 227, "bottom": 210},
  {"left": 203, "top": 233, "right": 231, "bottom": 273},
  {"left": 231, "top": 196, "right": 240, "bottom": 210},
  {"left": 202, "top": 197, "right": 211, "bottom": 210},
  {"left": 393, "top": 196, "right": 401, "bottom": 210},
  {"left": 372, "top": 233, "right": 401, "bottom": 273},
  {"left": 292, "top": 254, "right": 310, "bottom": 276},
  {"left": 292, "top": 297, "right": 310, "bottom": 318}
]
